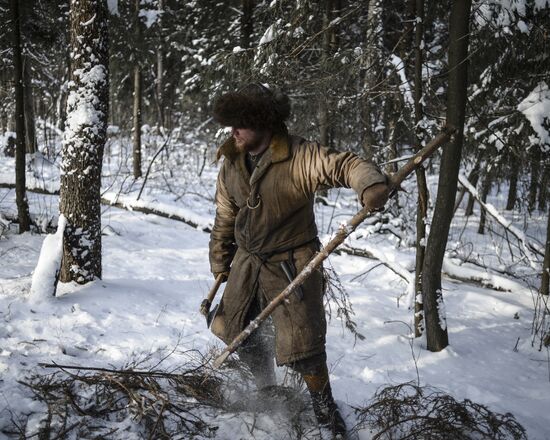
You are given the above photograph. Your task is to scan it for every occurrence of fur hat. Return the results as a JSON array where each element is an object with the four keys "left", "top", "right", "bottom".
[{"left": 212, "top": 83, "right": 291, "bottom": 130}]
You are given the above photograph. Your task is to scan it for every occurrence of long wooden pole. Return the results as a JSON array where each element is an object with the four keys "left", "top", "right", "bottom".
[{"left": 213, "top": 125, "right": 456, "bottom": 368}]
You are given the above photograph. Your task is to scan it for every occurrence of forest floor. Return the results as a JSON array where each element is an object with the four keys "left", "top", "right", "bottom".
[{"left": 0, "top": 136, "right": 548, "bottom": 439}]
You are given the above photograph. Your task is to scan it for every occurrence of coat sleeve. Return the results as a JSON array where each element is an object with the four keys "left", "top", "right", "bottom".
[
  {"left": 209, "top": 161, "right": 238, "bottom": 274},
  {"left": 291, "top": 141, "right": 387, "bottom": 198}
]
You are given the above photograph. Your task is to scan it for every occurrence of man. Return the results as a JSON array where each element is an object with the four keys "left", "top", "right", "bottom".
[{"left": 208, "top": 83, "right": 388, "bottom": 438}]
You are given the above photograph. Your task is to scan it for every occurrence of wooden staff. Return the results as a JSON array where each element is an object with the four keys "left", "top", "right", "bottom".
[{"left": 213, "top": 125, "right": 456, "bottom": 368}]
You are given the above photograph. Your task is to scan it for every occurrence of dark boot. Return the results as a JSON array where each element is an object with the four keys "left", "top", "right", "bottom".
[
  {"left": 302, "top": 366, "right": 347, "bottom": 439},
  {"left": 237, "top": 295, "right": 277, "bottom": 390},
  {"left": 237, "top": 325, "right": 276, "bottom": 389},
  {"left": 308, "top": 383, "right": 347, "bottom": 439}
]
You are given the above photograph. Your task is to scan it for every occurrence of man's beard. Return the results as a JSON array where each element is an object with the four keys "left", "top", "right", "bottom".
[{"left": 235, "top": 131, "right": 265, "bottom": 152}]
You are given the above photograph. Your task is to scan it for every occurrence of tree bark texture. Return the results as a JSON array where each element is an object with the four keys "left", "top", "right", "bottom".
[
  {"left": 132, "top": 0, "right": 142, "bottom": 179},
  {"left": 11, "top": 0, "right": 31, "bottom": 233},
  {"left": 23, "top": 55, "right": 37, "bottom": 154},
  {"left": 155, "top": 0, "right": 164, "bottom": 128},
  {"left": 477, "top": 168, "right": 493, "bottom": 234},
  {"left": 538, "top": 164, "right": 548, "bottom": 212},
  {"left": 541, "top": 206, "right": 550, "bottom": 296},
  {"left": 421, "top": 0, "right": 472, "bottom": 352},
  {"left": 528, "top": 146, "right": 540, "bottom": 213},
  {"left": 505, "top": 153, "right": 519, "bottom": 211},
  {"left": 413, "top": 0, "right": 426, "bottom": 338},
  {"left": 361, "top": 0, "right": 382, "bottom": 160},
  {"left": 60, "top": 0, "right": 109, "bottom": 283},
  {"left": 133, "top": 66, "right": 142, "bottom": 178},
  {"left": 241, "top": 0, "right": 254, "bottom": 49}
]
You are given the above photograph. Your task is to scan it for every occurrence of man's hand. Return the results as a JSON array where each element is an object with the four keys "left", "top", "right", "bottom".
[
  {"left": 361, "top": 182, "right": 389, "bottom": 211},
  {"left": 214, "top": 271, "right": 230, "bottom": 283}
]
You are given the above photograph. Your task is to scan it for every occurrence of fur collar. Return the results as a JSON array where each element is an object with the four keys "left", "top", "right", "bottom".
[{"left": 216, "top": 131, "right": 291, "bottom": 164}]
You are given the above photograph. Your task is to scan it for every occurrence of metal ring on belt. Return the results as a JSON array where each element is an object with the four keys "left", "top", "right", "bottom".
[{"left": 246, "top": 195, "right": 261, "bottom": 209}]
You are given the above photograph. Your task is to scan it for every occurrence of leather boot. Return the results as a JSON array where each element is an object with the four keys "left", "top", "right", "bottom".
[
  {"left": 302, "top": 367, "right": 347, "bottom": 439},
  {"left": 237, "top": 327, "right": 276, "bottom": 389},
  {"left": 237, "top": 295, "right": 277, "bottom": 390}
]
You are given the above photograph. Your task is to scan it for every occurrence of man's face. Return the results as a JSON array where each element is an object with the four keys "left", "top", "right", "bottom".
[{"left": 232, "top": 127, "right": 265, "bottom": 152}]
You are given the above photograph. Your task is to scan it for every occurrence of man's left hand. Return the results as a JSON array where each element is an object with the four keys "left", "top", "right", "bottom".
[{"left": 362, "top": 183, "right": 389, "bottom": 211}]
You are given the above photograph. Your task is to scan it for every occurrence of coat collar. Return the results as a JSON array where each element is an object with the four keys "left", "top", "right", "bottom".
[{"left": 216, "top": 130, "right": 291, "bottom": 165}]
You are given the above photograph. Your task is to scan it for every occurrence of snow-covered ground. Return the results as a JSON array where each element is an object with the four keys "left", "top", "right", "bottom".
[{"left": 0, "top": 136, "right": 549, "bottom": 439}]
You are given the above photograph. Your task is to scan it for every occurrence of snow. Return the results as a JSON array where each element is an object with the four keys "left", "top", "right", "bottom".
[
  {"left": 259, "top": 24, "right": 277, "bottom": 46},
  {"left": 63, "top": 64, "right": 108, "bottom": 164},
  {"left": 389, "top": 54, "right": 414, "bottom": 108},
  {"left": 518, "top": 82, "right": 550, "bottom": 150},
  {"left": 102, "top": 191, "right": 213, "bottom": 231},
  {"left": 29, "top": 215, "right": 66, "bottom": 302},
  {"left": 2, "top": 192, "right": 548, "bottom": 437},
  {"left": 107, "top": 0, "right": 118, "bottom": 15},
  {"left": 0, "top": 131, "right": 549, "bottom": 438},
  {"left": 139, "top": 9, "right": 161, "bottom": 28},
  {"left": 458, "top": 173, "right": 542, "bottom": 270}
]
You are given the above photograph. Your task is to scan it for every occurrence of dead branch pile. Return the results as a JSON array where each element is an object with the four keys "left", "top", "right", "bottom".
[
  {"left": 11, "top": 358, "right": 225, "bottom": 439},
  {"left": 354, "top": 383, "right": 527, "bottom": 440}
]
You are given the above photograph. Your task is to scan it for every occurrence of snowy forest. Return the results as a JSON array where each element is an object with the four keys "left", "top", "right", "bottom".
[{"left": 0, "top": 0, "right": 549, "bottom": 439}]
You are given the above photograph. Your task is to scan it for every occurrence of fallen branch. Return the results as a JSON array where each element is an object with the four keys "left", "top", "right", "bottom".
[
  {"left": 101, "top": 193, "right": 212, "bottom": 233},
  {"left": 39, "top": 362, "right": 191, "bottom": 379},
  {"left": 442, "top": 257, "right": 529, "bottom": 293},
  {"left": 338, "top": 244, "right": 530, "bottom": 295},
  {"left": 0, "top": 182, "right": 59, "bottom": 195},
  {"left": 337, "top": 244, "right": 412, "bottom": 284},
  {"left": 458, "top": 173, "right": 544, "bottom": 266},
  {"left": 0, "top": 182, "right": 212, "bottom": 233}
]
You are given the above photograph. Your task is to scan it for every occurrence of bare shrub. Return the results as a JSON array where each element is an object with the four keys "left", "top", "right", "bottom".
[{"left": 353, "top": 383, "right": 527, "bottom": 440}]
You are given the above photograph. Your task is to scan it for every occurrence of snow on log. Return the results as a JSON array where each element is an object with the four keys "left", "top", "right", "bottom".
[
  {"left": 0, "top": 182, "right": 211, "bottom": 232},
  {"left": 101, "top": 192, "right": 213, "bottom": 232},
  {"left": 29, "top": 215, "right": 67, "bottom": 301},
  {"left": 442, "top": 257, "right": 529, "bottom": 293}
]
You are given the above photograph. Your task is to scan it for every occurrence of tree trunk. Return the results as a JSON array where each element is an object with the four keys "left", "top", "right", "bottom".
[
  {"left": 505, "top": 153, "right": 519, "bottom": 210},
  {"left": 23, "top": 54, "right": 36, "bottom": 154},
  {"left": 538, "top": 163, "right": 548, "bottom": 212},
  {"left": 477, "top": 169, "right": 492, "bottom": 234},
  {"left": 319, "top": 0, "right": 333, "bottom": 148},
  {"left": 156, "top": 0, "right": 164, "bottom": 129},
  {"left": 133, "top": 0, "right": 142, "bottom": 179},
  {"left": 11, "top": 0, "right": 31, "bottom": 233},
  {"left": 422, "top": 0, "right": 472, "bottom": 352},
  {"left": 0, "top": 70, "right": 8, "bottom": 134},
  {"left": 241, "top": 0, "right": 254, "bottom": 49},
  {"left": 461, "top": 150, "right": 484, "bottom": 216},
  {"left": 59, "top": 0, "right": 109, "bottom": 284},
  {"left": 133, "top": 66, "right": 142, "bottom": 179},
  {"left": 540, "top": 206, "right": 550, "bottom": 296},
  {"left": 413, "top": 0, "right": 426, "bottom": 338},
  {"left": 528, "top": 146, "right": 540, "bottom": 213},
  {"left": 361, "top": 0, "right": 382, "bottom": 160}
]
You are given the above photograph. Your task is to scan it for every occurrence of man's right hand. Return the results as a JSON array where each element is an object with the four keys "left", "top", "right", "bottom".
[
  {"left": 361, "top": 182, "right": 389, "bottom": 211},
  {"left": 214, "top": 271, "right": 229, "bottom": 283}
]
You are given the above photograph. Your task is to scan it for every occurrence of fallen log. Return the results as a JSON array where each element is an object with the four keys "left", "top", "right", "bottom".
[
  {"left": 0, "top": 182, "right": 211, "bottom": 232},
  {"left": 458, "top": 173, "right": 544, "bottom": 266}
]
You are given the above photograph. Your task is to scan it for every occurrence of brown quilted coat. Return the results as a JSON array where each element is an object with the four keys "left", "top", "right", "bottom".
[{"left": 209, "top": 130, "right": 386, "bottom": 365}]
